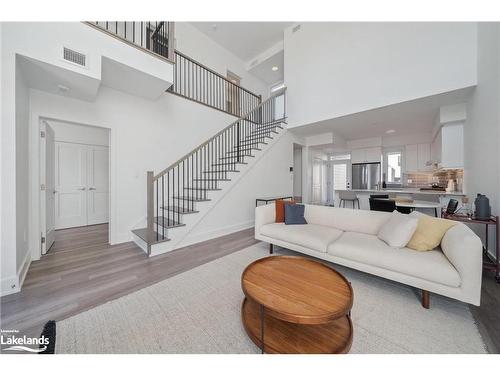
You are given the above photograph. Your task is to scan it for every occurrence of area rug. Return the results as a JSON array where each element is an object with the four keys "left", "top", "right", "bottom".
[{"left": 54, "top": 242, "right": 487, "bottom": 354}]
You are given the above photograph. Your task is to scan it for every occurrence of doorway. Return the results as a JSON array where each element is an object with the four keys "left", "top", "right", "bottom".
[
  {"left": 326, "top": 154, "right": 352, "bottom": 206},
  {"left": 40, "top": 119, "right": 110, "bottom": 254},
  {"left": 226, "top": 70, "right": 241, "bottom": 116}
]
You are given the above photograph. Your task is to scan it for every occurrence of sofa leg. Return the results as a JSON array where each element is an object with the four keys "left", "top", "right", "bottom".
[
  {"left": 422, "top": 290, "right": 430, "bottom": 309},
  {"left": 269, "top": 243, "right": 273, "bottom": 254}
]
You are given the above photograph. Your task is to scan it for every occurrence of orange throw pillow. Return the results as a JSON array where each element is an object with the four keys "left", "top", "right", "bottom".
[{"left": 275, "top": 199, "right": 296, "bottom": 223}]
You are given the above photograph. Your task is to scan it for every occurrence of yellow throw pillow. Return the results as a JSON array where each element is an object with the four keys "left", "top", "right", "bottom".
[{"left": 406, "top": 212, "right": 457, "bottom": 251}]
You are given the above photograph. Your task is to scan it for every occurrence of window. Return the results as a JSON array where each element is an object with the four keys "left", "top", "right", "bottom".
[{"left": 385, "top": 151, "right": 402, "bottom": 184}]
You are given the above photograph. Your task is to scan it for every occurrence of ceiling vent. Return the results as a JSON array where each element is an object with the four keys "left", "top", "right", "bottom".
[
  {"left": 292, "top": 24, "right": 301, "bottom": 33},
  {"left": 62, "top": 47, "right": 87, "bottom": 68}
]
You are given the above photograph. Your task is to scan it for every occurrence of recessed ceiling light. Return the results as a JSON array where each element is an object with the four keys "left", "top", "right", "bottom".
[
  {"left": 272, "top": 66, "right": 279, "bottom": 71},
  {"left": 386, "top": 129, "right": 396, "bottom": 134},
  {"left": 57, "top": 84, "right": 70, "bottom": 92}
]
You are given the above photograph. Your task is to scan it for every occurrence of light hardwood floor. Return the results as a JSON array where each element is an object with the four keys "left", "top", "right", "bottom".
[
  {"left": 1, "top": 223, "right": 498, "bottom": 353},
  {"left": 0, "top": 224, "right": 257, "bottom": 340}
]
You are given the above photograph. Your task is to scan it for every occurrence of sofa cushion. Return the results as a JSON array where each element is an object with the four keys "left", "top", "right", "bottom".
[
  {"left": 327, "top": 232, "right": 460, "bottom": 287},
  {"left": 407, "top": 211, "right": 458, "bottom": 251},
  {"left": 261, "top": 223, "right": 343, "bottom": 253},
  {"left": 275, "top": 199, "right": 296, "bottom": 223},
  {"left": 377, "top": 210, "right": 418, "bottom": 248},
  {"left": 304, "top": 205, "right": 391, "bottom": 235},
  {"left": 285, "top": 204, "right": 307, "bottom": 225}
]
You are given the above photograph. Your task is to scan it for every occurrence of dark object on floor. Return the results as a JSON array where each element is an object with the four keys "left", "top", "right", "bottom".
[
  {"left": 369, "top": 198, "right": 396, "bottom": 212},
  {"left": 39, "top": 320, "right": 56, "bottom": 354}
]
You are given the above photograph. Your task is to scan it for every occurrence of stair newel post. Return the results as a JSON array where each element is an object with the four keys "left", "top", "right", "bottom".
[{"left": 146, "top": 171, "right": 154, "bottom": 256}]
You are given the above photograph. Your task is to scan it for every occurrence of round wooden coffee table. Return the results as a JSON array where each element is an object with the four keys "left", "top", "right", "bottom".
[{"left": 241, "top": 255, "right": 353, "bottom": 354}]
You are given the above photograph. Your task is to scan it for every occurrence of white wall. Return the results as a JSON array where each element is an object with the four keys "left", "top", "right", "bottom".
[
  {"left": 284, "top": 22, "right": 477, "bottom": 128},
  {"left": 175, "top": 23, "right": 268, "bottom": 99},
  {"left": 464, "top": 23, "right": 500, "bottom": 254}
]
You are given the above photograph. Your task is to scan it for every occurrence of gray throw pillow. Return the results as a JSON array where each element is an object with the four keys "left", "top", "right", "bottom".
[{"left": 284, "top": 203, "right": 307, "bottom": 225}]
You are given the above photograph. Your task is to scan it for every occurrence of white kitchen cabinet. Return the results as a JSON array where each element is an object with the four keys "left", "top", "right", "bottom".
[
  {"left": 431, "top": 123, "right": 464, "bottom": 169},
  {"left": 365, "top": 147, "right": 382, "bottom": 163},
  {"left": 405, "top": 144, "right": 418, "bottom": 172},
  {"left": 351, "top": 149, "right": 366, "bottom": 164},
  {"left": 351, "top": 147, "right": 381, "bottom": 163},
  {"left": 417, "top": 143, "right": 431, "bottom": 171},
  {"left": 440, "top": 124, "right": 464, "bottom": 168}
]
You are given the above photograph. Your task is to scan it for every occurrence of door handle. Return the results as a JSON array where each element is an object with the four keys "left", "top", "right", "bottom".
[
  {"left": 78, "top": 187, "right": 86, "bottom": 190},
  {"left": 89, "top": 187, "right": 96, "bottom": 190}
]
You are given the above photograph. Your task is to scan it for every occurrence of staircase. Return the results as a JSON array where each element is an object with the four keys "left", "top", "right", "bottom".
[{"left": 132, "top": 89, "right": 287, "bottom": 256}]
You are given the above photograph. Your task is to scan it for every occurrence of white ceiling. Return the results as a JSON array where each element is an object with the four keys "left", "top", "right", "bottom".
[
  {"left": 248, "top": 50, "right": 284, "bottom": 85},
  {"left": 190, "top": 22, "right": 293, "bottom": 62},
  {"left": 289, "top": 88, "right": 474, "bottom": 140}
]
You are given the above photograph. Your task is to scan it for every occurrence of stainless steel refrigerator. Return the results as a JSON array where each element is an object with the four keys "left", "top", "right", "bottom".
[{"left": 352, "top": 162, "right": 381, "bottom": 190}]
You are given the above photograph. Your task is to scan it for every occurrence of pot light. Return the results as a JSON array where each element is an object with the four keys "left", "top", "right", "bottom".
[
  {"left": 272, "top": 66, "right": 279, "bottom": 71},
  {"left": 386, "top": 129, "right": 396, "bottom": 134}
]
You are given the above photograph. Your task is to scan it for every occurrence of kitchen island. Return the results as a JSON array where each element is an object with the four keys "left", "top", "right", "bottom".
[{"left": 335, "top": 188, "right": 465, "bottom": 213}]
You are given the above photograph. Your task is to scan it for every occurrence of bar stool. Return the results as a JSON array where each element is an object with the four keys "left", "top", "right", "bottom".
[{"left": 339, "top": 191, "right": 360, "bottom": 209}]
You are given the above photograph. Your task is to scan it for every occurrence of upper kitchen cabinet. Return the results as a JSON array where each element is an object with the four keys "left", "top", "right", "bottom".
[
  {"left": 405, "top": 143, "right": 431, "bottom": 172},
  {"left": 351, "top": 147, "right": 381, "bottom": 163},
  {"left": 431, "top": 123, "right": 464, "bottom": 169}
]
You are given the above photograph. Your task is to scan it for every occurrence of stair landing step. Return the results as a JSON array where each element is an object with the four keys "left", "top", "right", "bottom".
[
  {"left": 132, "top": 228, "right": 170, "bottom": 244},
  {"left": 153, "top": 216, "right": 186, "bottom": 229},
  {"left": 160, "top": 205, "right": 199, "bottom": 214}
]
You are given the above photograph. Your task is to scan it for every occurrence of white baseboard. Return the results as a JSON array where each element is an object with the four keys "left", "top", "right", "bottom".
[
  {"left": 1, "top": 250, "right": 31, "bottom": 297},
  {"left": 178, "top": 221, "right": 254, "bottom": 249}
]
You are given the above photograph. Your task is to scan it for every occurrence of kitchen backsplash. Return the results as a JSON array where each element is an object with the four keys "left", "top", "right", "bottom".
[{"left": 404, "top": 169, "right": 464, "bottom": 190}]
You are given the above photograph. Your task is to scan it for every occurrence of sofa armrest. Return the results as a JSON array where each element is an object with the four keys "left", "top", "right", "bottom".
[
  {"left": 441, "top": 223, "right": 483, "bottom": 305},
  {"left": 255, "top": 204, "right": 276, "bottom": 238}
]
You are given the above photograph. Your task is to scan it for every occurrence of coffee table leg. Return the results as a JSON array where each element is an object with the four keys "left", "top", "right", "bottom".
[{"left": 260, "top": 304, "right": 265, "bottom": 354}]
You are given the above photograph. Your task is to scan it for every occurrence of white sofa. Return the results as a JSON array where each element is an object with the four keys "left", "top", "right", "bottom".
[{"left": 255, "top": 204, "right": 483, "bottom": 307}]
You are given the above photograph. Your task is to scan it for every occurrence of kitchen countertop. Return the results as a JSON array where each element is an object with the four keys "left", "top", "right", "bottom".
[{"left": 337, "top": 188, "right": 465, "bottom": 196}]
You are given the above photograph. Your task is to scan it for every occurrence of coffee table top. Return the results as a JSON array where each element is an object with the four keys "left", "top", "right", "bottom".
[{"left": 241, "top": 256, "right": 353, "bottom": 324}]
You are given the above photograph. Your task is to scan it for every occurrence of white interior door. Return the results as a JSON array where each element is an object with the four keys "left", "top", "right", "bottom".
[
  {"left": 45, "top": 125, "right": 56, "bottom": 251},
  {"left": 55, "top": 142, "right": 88, "bottom": 229},
  {"left": 40, "top": 122, "right": 56, "bottom": 253},
  {"left": 87, "top": 145, "right": 109, "bottom": 225}
]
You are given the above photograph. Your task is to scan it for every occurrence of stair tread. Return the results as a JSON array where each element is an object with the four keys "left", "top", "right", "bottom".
[
  {"left": 153, "top": 216, "right": 186, "bottom": 229},
  {"left": 184, "top": 187, "right": 222, "bottom": 191},
  {"left": 203, "top": 170, "right": 240, "bottom": 173},
  {"left": 132, "top": 228, "right": 170, "bottom": 244},
  {"left": 212, "top": 162, "right": 247, "bottom": 166},
  {"left": 160, "top": 205, "right": 199, "bottom": 214},
  {"left": 193, "top": 178, "right": 231, "bottom": 181},
  {"left": 219, "top": 155, "right": 254, "bottom": 160},
  {"left": 173, "top": 196, "right": 211, "bottom": 201}
]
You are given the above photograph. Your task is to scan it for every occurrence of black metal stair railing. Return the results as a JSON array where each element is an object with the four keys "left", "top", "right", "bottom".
[
  {"left": 168, "top": 51, "right": 262, "bottom": 118},
  {"left": 145, "top": 89, "right": 286, "bottom": 254},
  {"left": 87, "top": 21, "right": 175, "bottom": 62}
]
